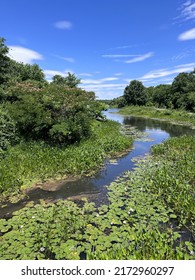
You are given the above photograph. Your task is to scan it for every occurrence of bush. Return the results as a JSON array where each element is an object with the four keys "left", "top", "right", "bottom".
[{"left": 3, "top": 84, "right": 98, "bottom": 145}]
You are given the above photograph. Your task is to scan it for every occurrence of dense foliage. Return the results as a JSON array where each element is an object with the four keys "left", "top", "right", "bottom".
[
  {"left": 3, "top": 84, "right": 96, "bottom": 145},
  {"left": 124, "top": 80, "right": 148, "bottom": 106},
  {"left": 0, "top": 107, "right": 16, "bottom": 152}
]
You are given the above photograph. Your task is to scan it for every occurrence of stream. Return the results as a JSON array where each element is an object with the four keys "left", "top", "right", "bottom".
[{"left": 1, "top": 108, "right": 194, "bottom": 218}]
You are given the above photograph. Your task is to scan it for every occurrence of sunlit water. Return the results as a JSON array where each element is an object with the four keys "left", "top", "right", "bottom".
[{"left": 1, "top": 109, "right": 194, "bottom": 217}]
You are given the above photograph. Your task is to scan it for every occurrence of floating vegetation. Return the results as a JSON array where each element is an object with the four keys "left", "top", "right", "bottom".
[
  {"left": 109, "top": 159, "right": 118, "bottom": 165},
  {"left": 0, "top": 135, "right": 194, "bottom": 260}
]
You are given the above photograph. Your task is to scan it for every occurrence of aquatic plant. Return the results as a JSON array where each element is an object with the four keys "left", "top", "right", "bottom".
[{"left": 0, "top": 135, "right": 194, "bottom": 260}]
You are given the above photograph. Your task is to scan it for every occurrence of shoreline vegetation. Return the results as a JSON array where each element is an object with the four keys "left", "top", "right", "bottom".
[
  {"left": 0, "top": 107, "right": 194, "bottom": 260},
  {"left": 119, "top": 106, "right": 195, "bottom": 129},
  {"left": 0, "top": 120, "right": 133, "bottom": 201}
]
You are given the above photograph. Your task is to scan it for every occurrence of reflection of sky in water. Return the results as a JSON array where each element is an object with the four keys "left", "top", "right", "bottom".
[{"left": 2, "top": 109, "right": 194, "bottom": 216}]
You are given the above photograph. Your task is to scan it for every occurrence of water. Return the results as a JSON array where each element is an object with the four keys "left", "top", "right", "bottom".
[{"left": 1, "top": 109, "right": 194, "bottom": 217}]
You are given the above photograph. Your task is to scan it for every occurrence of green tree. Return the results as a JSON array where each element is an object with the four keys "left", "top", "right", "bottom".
[
  {"left": 51, "top": 72, "right": 81, "bottom": 88},
  {"left": 124, "top": 80, "right": 148, "bottom": 106},
  {"left": 170, "top": 71, "right": 195, "bottom": 110},
  {"left": 8, "top": 61, "right": 45, "bottom": 83},
  {"left": 0, "top": 37, "right": 10, "bottom": 85},
  {"left": 152, "top": 84, "right": 172, "bottom": 108}
]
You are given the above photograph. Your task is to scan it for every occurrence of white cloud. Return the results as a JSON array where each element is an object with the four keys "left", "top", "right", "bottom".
[
  {"left": 102, "top": 54, "right": 138, "bottom": 58},
  {"left": 181, "top": 1, "right": 195, "bottom": 21},
  {"left": 54, "top": 20, "right": 73, "bottom": 30},
  {"left": 82, "top": 77, "right": 118, "bottom": 85},
  {"left": 8, "top": 46, "right": 43, "bottom": 64},
  {"left": 114, "top": 73, "right": 123, "bottom": 76},
  {"left": 125, "top": 52, "right": 154, "bottom": 63},
  {"left": 81, "top": 83, "right": 125, "bottom": 99},
  {"left": 178, "top": 27, "right": 195, "bottom": 40},
  {"left": 138, "top": 63, "right": 195, "bottom": 81}
]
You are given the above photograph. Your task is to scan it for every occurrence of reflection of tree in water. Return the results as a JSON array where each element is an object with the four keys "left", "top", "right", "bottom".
[{"left": 123, "top": 116, "right": 194, "bottom": 137}]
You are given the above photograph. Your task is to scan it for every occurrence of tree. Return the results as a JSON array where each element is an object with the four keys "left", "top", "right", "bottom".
[
  {"left": 51, "top": 72, "right": 81, "bottom": 88},
  {"left": 124, "top": 80, "right": 148, "bottom": 106},
  {"left": 152, "top": 84, "right": 172, "bottom": 108},
  {"left": 8, "top": 60, "right": 45, "bottom": 83},
  {"left": 171, "top": 71, "right": 195, "bottom": 109},
  {"left": 64, "top": 72, "right": 81, "bottom": 88},
  {"left": 0, "top": 37, "right": 11, "bottom": 85}
]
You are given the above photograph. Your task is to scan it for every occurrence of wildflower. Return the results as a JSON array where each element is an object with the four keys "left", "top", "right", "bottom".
[{"left": 39, "top": 247, "right": 45, "bottom": 252}]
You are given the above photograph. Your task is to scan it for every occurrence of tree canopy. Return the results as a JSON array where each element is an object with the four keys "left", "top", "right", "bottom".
[{"left": 124, "top": 80, "right": 148, "bottom": 106}]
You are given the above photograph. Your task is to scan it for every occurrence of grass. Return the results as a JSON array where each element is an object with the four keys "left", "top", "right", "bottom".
[
  {"left": 119, "top": 106, "right": 195, "bottom": 128},
  {"left": 0, "top": 120, "right": 133, "bottom": 195}
]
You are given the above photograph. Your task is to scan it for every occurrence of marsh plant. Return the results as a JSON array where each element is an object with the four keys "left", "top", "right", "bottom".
[{"left": 0, "top": 135, "right": 194, "bottom": 260}]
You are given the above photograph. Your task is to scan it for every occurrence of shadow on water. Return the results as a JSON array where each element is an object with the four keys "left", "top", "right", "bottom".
[{"left": 1, "top": 108, "right": 194, "bottom": 217}]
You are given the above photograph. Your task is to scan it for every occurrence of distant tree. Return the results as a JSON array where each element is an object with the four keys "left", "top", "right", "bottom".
[
  {"left": 152, "top": 84, "right": 172, "bottom": 108},
  {"left": 64, "top": 72, "right": 81, "bottom": 88},
  {"left": 8, "top": 61, "right": 45, "bottom": 83},
  {"left": 171, "top": 71, "right": 195, "bottom": 109},
  {"left": 0, "top": 37, "right": 11, "bottom": 85},
  {"left": 51, "top": 72, "right": 81, "bottom": 88},
  {"left": 124, "top": 80, "right": 148, "bottom": 106}
]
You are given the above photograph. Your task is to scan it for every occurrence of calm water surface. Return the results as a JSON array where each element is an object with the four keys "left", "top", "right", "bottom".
[{"left": 1, "top": 109, "right": 194, "bottom": 217}]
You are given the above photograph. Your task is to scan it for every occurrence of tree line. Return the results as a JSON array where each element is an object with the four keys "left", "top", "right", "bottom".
[{"left": 110, "top": 71, "right": 195, "bottom": 112}]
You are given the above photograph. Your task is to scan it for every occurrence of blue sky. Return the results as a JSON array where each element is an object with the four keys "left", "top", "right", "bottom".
[{"left": 1, "top": 0, "right": 195, "bottom": 99}]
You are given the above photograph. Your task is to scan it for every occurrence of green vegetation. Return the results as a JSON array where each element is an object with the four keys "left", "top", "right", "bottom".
[
  {"left": 110, "top": 70, "right": 195, "bottom": 112},
  {"left": 119, "top": 106, "right": 195, "bottom": 128},
  {"left": 0, "top": 120, "right": 132, "bottom": 194},
  {"left": 0, "top": 36, "right": 194, "bottom": 260},
  {"left": 0, "top": 135, "right": 194, "bottom": 260}
]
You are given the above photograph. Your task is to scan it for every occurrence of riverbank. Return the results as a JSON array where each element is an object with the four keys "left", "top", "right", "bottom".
[
  {"left": 0, "top": 120, "right": 133, "bottom": 202},
  {"left": 119, "top": 106, "right": 195, "bottom": 128}
]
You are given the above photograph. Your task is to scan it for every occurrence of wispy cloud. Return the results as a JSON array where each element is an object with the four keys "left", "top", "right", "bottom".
[
  {"left": 102, "top": 54, "right": 138, "bottom": 58},
  {"left": 82, "top": 77, "right": 118, "bottom": 85},
  {"left": 52, "top": 54, "right": 75, "bottom": 63},
  {"left": 102, "top": 52, "right": 154, "bottom": 63},
  {"left": 54, "top": 20, "right": 73, "bottom": 30},
  {"left": 139, "top": 63, "right": 195, "bottom": 81},
  {"left": 178, "top": 27, "right": 195, "bottom": 40},
  {"left": 8, "top": 46, "right": 43, "bottom": 64},
  {"left": 80, "top": 76, "right": 125, "bottom": 99},
  {"left": 125, "top": 52, "right": 154, "bottom": 63},
  {"left": 180, "top": 0, "right": 195, "bottom": 21},
  {"left": 81, "top": 83, "right": 125, "bottom": 99}
]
